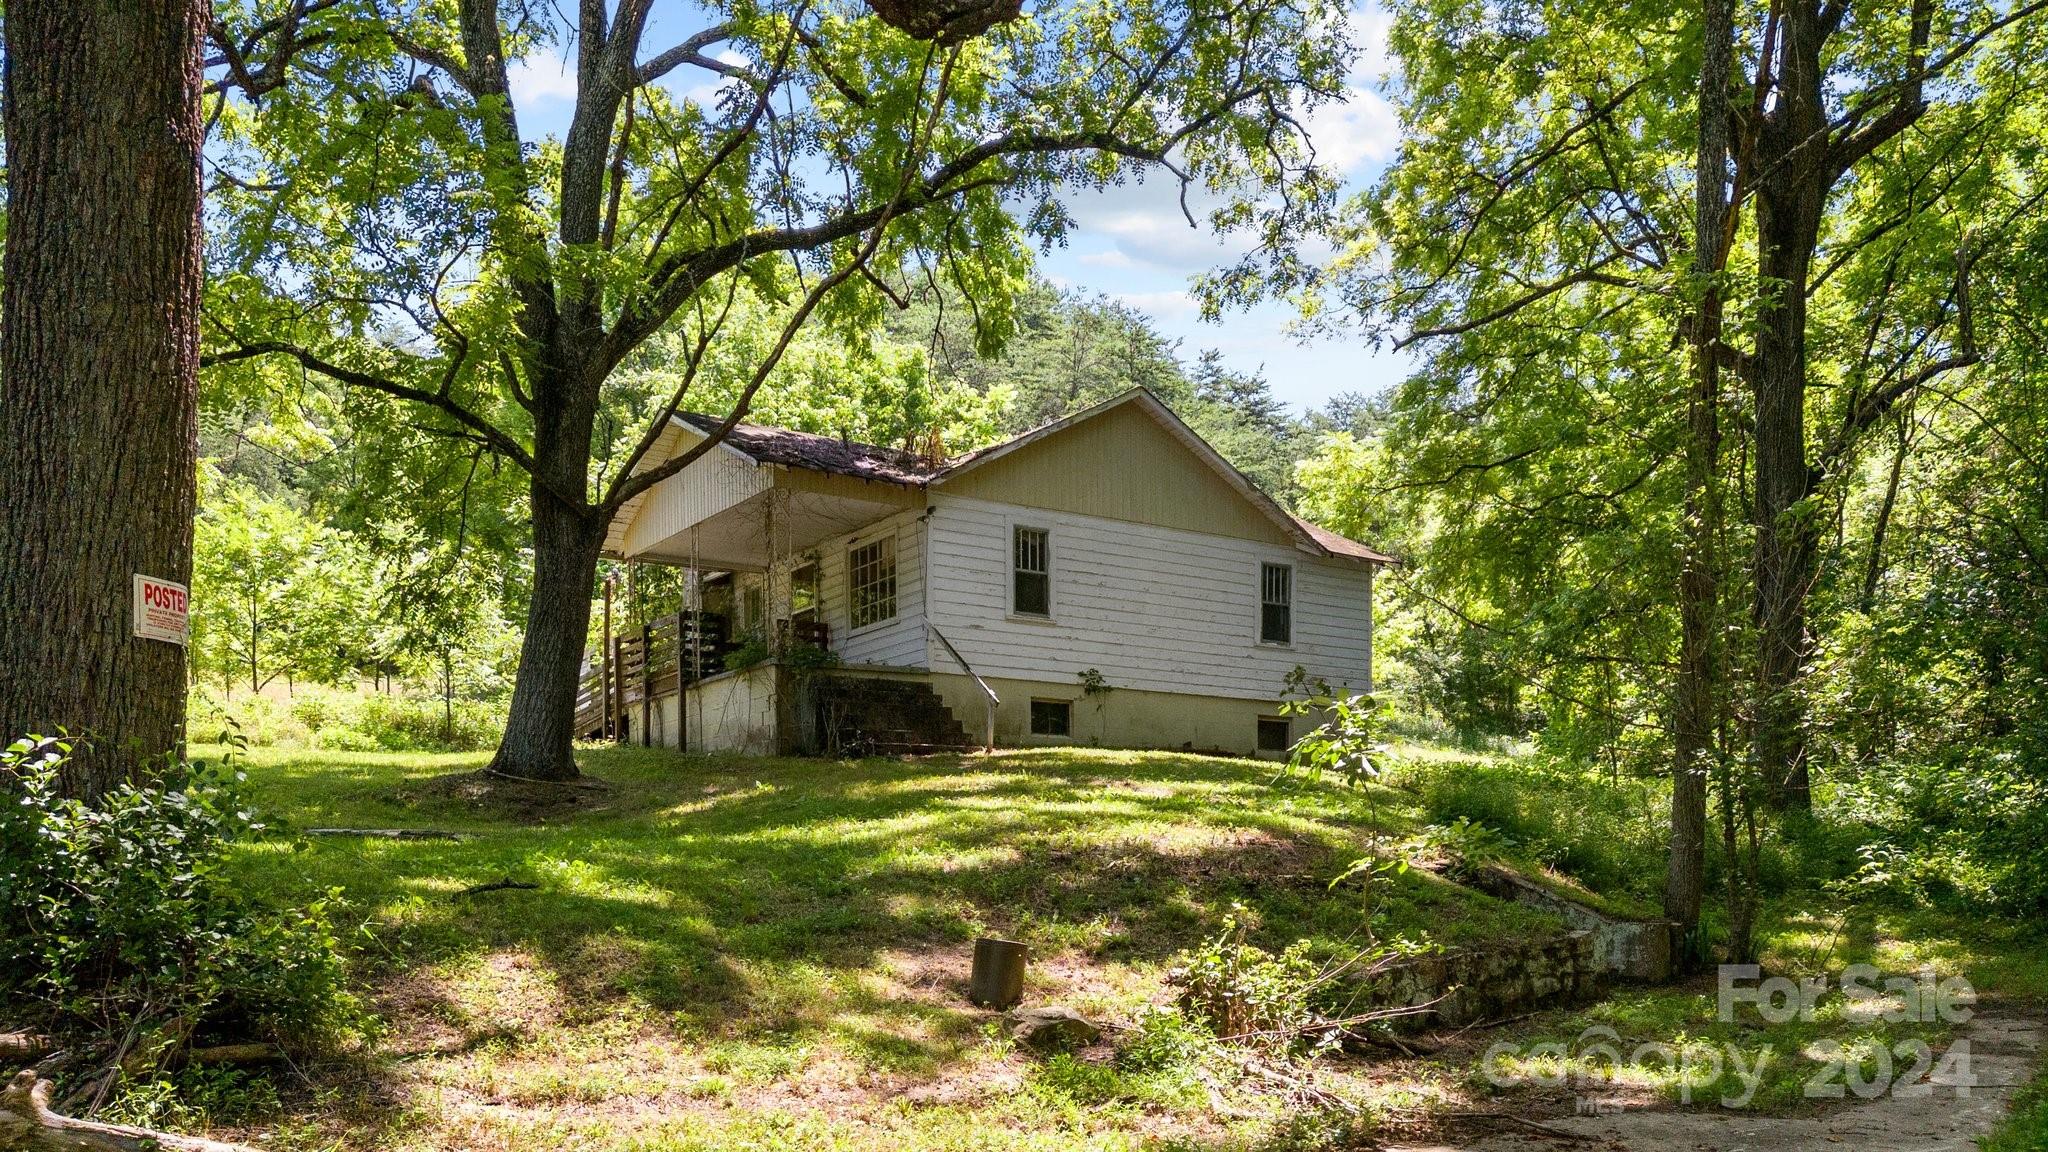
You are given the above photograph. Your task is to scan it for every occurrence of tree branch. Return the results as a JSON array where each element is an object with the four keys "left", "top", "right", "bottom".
[
  {"left": 201, "top": 340, "right": 581, "bottom": 512},
  {"left": 637, "top": 24, "right": 740, "bottom": 86}
]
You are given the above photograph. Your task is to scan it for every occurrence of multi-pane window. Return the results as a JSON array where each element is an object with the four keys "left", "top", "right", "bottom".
[
  {"left": 789, "top": 564, "right": 819, "bottom": 623},
  {"left": 1260, "top": 562, "right": 1293, "bottom": 644},
  {"left": 1030, "top": 699, "right": 1071, "bottom": 737},
  {"left": 1012, "top": 526, "right": 1050, "bottom": 617},
  {"left": 849, "top": 536, "right": 897, "bottom": 629}
]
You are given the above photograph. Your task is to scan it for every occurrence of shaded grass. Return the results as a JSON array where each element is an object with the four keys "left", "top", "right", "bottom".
[
  {"left": 1981, "top": 1065, "right": 2048, "bottom": 1152},
  {"left": 198, "top": 743, "right": 1564, "bottom": 1151}
]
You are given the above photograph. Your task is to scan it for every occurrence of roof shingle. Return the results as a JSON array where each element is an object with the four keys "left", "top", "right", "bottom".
[{"left": 674, "top": 412, "right": 937, "bottom": 486}]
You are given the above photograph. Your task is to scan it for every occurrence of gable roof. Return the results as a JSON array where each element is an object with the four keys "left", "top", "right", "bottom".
[
  {"left": 932, "top": 389, "right": 1393, "bottom": 565},
  {"left": 672, "top": 412, "right": 936, "bottom": 487},
  {"left": 648, "top": 391, "right": 1391, "bottom": 565}
]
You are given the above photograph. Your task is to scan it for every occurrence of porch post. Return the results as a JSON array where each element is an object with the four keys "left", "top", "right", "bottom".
[
  {"left": 601, "top": 574, "right": 616, "bottom": 741},
  {"left": 640, "top": 620, "right": 652, "bottom": 747}
]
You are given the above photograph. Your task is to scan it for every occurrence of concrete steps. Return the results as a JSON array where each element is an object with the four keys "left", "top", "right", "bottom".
[{"left": 814, "top": 676, "right": 973, "bottom": 755}]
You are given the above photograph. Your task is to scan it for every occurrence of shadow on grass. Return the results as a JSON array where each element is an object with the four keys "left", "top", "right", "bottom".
[{"left": 219, "top": 744, "right": 1559, "bottom": 1145}]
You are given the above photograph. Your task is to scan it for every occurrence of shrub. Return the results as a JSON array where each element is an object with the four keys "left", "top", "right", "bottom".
[
  {"left": 1167, "top": 907, "right": 1328, "bottom": 1043},
  {"left": 1390, "top": 755, "right": 1666, "bottom": 902},
  {"left": 0, "top": 736, "right": 360, "bottom": 1064},
  {"left": 311, "top": 725, "right": 382, "bottom": 752},
  {"left": 190, "top": 685, "right": 505, "bottom": 753}
]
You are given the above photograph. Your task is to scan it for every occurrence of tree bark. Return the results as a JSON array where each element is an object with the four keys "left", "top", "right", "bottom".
[
  {"left": 1746, "top": 1, "right": 1833, "bottom": 810},
  {"left": 1665, "top": 0, "right": 1734, "bottom": 958},
  {"left": 0, "top": 0, "right": 206, "bottom": 797},
  {"left": 486, "top": 481, "right": 603, "bottom": 781},
  {"left": 1, "top": 1071, "right": 259, "bottom": 1152}
]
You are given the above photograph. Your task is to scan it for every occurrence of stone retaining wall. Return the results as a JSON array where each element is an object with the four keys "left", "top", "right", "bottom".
[
  {"left": 1352, "top": 930, "right": 1602, "bottom": 1029},
  {"left": 1469, "top": 865, "right": 1675, "bottom": 983}
]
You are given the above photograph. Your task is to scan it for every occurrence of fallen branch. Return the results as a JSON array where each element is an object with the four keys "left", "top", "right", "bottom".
[
  {"left": 304, "top": 828, "right": 469, "bottom": 840},
  {"left": 1, "top": 1070, "right": 262, "bottom": 1152},
  {"left": 455, "top": 878, "right": 540, "bottom": 897},
  {"left": 0, "top": 1034, "right": 53, "bottom": 1064},
  {"left": 183, "top": 1044, "right": 282, "bottom": 1066}
]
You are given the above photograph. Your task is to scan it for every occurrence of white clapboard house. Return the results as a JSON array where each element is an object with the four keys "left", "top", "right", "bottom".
[{"left": 592, "top": 388, "right": 1390, "bottom": 757}]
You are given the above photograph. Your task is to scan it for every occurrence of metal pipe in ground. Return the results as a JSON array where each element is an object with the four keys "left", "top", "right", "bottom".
[{"left": 968, "top": 937, "right": 1028, "bottom": 1008}]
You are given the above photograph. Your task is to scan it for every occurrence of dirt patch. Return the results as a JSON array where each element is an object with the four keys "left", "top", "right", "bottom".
[
  {"left": 1386, "top": 1011, "right": 2044, "bottom": 1152},
  {"left": 402, "top": 769, "right": 613, "bottom": 823}
]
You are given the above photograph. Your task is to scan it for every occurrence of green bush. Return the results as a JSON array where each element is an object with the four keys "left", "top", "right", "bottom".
[
  {"left": 311, "top": 725, "right": 382, "bottom": 752},
  {"left": 191, "top": 685, "right": 505, "bottom": 753},
  {"left": 1392, "top": 755, "right": 1665, "bottom": 901},
  {"left": 1167, "top": 907, "right": 1327, "bottom": 1043},
  {"left": 0, "top": 736, "right": 360, "bottom": 1059},
  {"left": 189, "top": 693, "right": 310, "bottom": 748}
]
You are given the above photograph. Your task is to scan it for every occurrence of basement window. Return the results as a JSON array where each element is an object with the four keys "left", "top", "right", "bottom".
[
  {"left": 1029, "top": 699, "right": 1071, "bottom": 737},
  {"left": 1012, "top": 526, "right": 1051, "bottom": 617},
  {"left": 1257, "top": 717, "right": 1292, "bottom": 754},
  {"left": 1259, "top": 562, "right": 1293, "bottom": 645},
  {"left": 849, "top": 535, "right": 897, "bottom": 629}
]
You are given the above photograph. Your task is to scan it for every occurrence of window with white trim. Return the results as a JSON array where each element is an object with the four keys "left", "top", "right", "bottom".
[
  {"left": 1012, "top": 526, "right": 1050, "bottom": 617},
  {"left": 1260, "top": 562, "right": 1293, "bottom": 645},
  {"left": 848, "top": 536, "right": 897, "bottom": 629},
  {"left": 1257, "top": 717, "right": 1292, "bottom": 753}
]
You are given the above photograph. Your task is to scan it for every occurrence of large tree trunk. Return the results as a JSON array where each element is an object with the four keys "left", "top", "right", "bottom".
[
  {"left": 0, "top": 0, "right": 205, "bottom": 798},
  {"left": 1665, "top": 0, "right": 1734, "bottom": 958},
  {"left": 487, "top": 483, "right": 603, "bottom": 781},
  {"left": 1746, "top": 2, "right": 1830, "bottom": 811}
]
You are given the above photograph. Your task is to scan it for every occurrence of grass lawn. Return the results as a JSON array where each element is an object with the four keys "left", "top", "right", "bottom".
[
  {"left": 161, "top": 742, "right": 2048, "bottom": 1151},
  {"left": 201, "top": 742, "right": 1558, "bottom": 1151}
]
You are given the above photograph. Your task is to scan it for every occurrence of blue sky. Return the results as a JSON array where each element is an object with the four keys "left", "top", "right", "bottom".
[
  {"left": 1024, "top": 3, "right": 1416, "bottom": 414},
  {"left": 506, "top": 3, "right": 1414, "bottom": 415}
]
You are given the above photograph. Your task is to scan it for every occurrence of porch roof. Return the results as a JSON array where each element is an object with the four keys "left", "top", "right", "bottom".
[{"left": 672, "top": 412, "right": 938, "bottom": 486}]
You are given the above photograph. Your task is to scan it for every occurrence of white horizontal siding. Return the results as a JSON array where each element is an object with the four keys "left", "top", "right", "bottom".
[
  {"left": 814, "top": 508, "right": 928, "bottom": 668},
  {"left": 925, "top": 496, "right": 1370, "bottom": 701}
]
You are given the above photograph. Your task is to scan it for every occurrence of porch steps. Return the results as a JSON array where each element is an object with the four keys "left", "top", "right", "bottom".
[{"left": 814, "top": 676, "right": 974, "bottom": 756}]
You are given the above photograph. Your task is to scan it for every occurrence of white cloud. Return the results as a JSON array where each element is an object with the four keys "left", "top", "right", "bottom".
[
  {"left": 1304, "top": 87, "right": 1401, "bottom": 172},
  {"left": 508, "top": 47, "right": 578, "bottom": 107},
  {"left": 1348, "top": 4, "right": 1398, "bottom": 83},
  {"left": 1111, "top": 290, "right": 1200, "bottom": 319},
  {"left": 1076, "top": 248, "right": 1136, "bottom": 269}
]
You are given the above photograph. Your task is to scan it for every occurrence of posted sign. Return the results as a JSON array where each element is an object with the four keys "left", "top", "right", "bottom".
[{"left": 133, "top": 574, "right": 190, "bottom": 646}]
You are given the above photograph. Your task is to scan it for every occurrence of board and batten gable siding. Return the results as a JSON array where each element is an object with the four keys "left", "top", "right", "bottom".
[
  {"left": 937, "top": 400, "right": 1299, "bottom": 549},
  {"left": 923, "top": 496, "right": 1370, "bottom": 701},
  {"left": 620, "top": 429, "right": 768, "bottom": 557},
  {"left": 810, "top": 507, "right": 929, "bottom": 668}
]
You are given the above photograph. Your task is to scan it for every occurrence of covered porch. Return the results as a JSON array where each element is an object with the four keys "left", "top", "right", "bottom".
[{"left": 581, "top": 414, "right": 935, "bottom": 747}]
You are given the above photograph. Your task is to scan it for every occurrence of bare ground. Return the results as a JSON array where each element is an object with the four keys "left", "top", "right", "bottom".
[{"left": 1389, "top": 1011, "right": 2042, "bottom": 1152}]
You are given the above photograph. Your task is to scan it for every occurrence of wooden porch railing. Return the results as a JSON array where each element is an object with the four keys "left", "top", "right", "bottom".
[{"left": 573, "top": 610, "right": 749, "bottom": 743}]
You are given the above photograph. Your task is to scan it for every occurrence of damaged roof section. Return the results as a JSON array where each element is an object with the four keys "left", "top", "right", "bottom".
[{"left": 673, "top": 412, "right": 937, "bottom": 487}]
